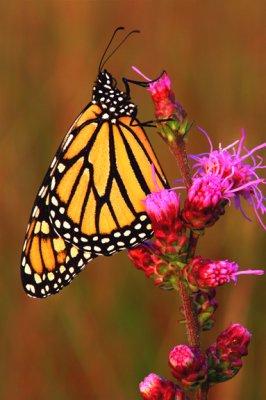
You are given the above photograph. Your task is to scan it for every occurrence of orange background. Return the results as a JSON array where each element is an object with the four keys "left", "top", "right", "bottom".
[{"left": 1, "top": 1, "right": 265, "bottom": 399}]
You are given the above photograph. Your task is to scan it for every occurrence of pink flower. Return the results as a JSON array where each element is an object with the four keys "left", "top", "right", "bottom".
[
  {"left": 144, "top": 189, "right": 182, "bottom": 229},
  {"left": 169, "top": 345, "right": 208, "bottom": 388},
  {"left": 182, "top": 174, "right": 227, "bottom": 229},
  {"left": 143, "top": 188, "right": 188, "bottom": 256},
  {"left": 190, "top": 128, "right": 266, "bottom": 229},
  {"left": 139, "top": 373, "right": 188, "bottom": 400},
  {"left": 132, "top": 67, "right": 187, "bottom": 122},
  {"left": 182, "top": 256, "right": 263, "bottom": 292}
]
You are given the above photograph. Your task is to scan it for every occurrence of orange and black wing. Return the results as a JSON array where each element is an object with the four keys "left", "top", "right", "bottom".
[
  {"left": 48, "top": 111, "right": 167, "bottom": 255},
  {"left": 21, "top": 69, "right": 168, "bottom": 298},
  {"left": 21, "top": 187, "right": 94, "bottom": 298}
]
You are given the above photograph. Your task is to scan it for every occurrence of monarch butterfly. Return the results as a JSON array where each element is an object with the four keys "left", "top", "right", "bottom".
[{"left": 20, "top": 27, "right": 168, "bottom": 298}]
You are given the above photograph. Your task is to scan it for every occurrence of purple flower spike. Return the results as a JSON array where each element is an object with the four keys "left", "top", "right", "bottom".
[{"left": 190, "top": 128, "right": 266, "bottom": 229}]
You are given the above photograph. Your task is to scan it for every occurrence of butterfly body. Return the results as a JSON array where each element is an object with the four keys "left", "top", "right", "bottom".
[{"left": 21, "top": 68, "right": 168, "bottom": 298}]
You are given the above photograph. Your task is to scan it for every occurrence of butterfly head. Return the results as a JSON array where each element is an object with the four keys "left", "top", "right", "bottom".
[{"left": 92, "top": 70, "right": 136, "bottom": 122}]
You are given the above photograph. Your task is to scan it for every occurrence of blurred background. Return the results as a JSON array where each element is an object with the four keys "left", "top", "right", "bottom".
[{"left": 1, "top": 1, "right": 265, "bottom": 399}]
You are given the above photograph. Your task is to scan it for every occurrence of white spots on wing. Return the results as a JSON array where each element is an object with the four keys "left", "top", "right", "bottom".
[
  {"left": 48, "top": 272, "right": 55, "bottom": 281},
  {"left": 60, "top": 265, "right": 66, "bottom": 274},
  {"left": 51, "top": 177, "right": 56, "bottom": 190},
  {"left": 134, "top": 223, "right": 142, "bottom": 230},
  {"left": 93, "top": 246, "right": 101, "bottom": 252},
  {"left": 32, "top": 206, "right": 39, "bottom": 218},
  {"left": 55, "top": 220, "right": 61, "bottom": 229},
  {"left": 138, "top": 233, "right": 146, "bottom": 239},
  {"left": 140, "top": 215, "right": 147, "bottom": 221},
  {"left": 51, "top": 157, "right": 57, "bottom": 168},
  {"left": 63, "top": 221, "right": 71, "bottom": 229},
  {"left": 24, "top": 264, "right": 31, "bottom": 275},
  {"left": 63, "top": 134, "right": 74, "bottom": 150},
  {"left": 26, "top": 284, "right": 36, "bottom": 294},
  {"left": 57, "top": 163, "right": 65, "bottom": 173},
  {"left": 84, "top": 252, "right": 91, "bottom": 259},
  {"left": 51, "top": 196, "right": 58, "bottom": 206}
]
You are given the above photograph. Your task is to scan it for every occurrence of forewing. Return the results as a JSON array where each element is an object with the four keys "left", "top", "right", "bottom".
[{"left": 48, "top": 116, "right": 168, "bottom": 256}]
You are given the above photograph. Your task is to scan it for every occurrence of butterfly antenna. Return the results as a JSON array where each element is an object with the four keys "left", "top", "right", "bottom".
[
  {"left": 99, "top": 29, "right": 140, "bottom": 72},
  {"left": 98, "top": 27, "right": 125, "bottom": 73}
]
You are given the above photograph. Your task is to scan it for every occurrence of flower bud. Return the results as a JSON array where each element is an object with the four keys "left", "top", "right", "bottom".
[
  {"left": 192, "top": 289, "right": 218, "bottom": 331},
  {"left": 207, "top": 323, "right": 251, "bottom": 385},
  {"left": 132, "top": 67, "right": 192, "bottom": 139},
  {"left": 139, "top": 373, "right": 189, "bottom": 400},
  {"left": 216, "top": 323, "right": 251, "bottom": 358},
  {"left": 169, "top": 345, "right": 208, "bottom": 388},
  {"left": 128, "top": 244, "right": 179, "bottom": 290}
]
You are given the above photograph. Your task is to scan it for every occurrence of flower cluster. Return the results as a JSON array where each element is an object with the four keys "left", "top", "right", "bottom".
[
  {"left": 139, "top": 324, "right": 251, "bottom": 398},
  {"left": 128, "top": 69, "right": 264, "bottom": 398},
  {"left": 187, "top": 127, "right": 266, "bottom": 230},
  {"left": 128, "top": 189, "right": 188, "bottom": 289}
]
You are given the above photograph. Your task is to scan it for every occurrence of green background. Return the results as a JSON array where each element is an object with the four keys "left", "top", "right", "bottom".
[{"left": 1, "top": 1, "right": 265, "bottom": 399}]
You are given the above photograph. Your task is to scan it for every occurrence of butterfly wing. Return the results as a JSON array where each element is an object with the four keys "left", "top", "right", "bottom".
[
  {"left": 21, "top": 70, "right": 169, "bottom": 298},
  {"left": 48, "top": 111, "right": 167, "bottom": 256},
  {"left": 21, "top": 188, "right": 94, "bottom": 298},
  {"left": 20, "top": 107, "right": 97, "bottom": 298}
]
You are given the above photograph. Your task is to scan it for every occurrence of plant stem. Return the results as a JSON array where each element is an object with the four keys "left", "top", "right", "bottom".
[
  {"left": 168, "top": 136, "right": 192, "bottom": 189},
  {"left": 167, "top": 134, "right": 207, "bottom": 397},
  {"left": 177, "top": 277, "right": 200, "bottom": 347},
  {"left": 167, "top": 136, "right": 200, "bottom": 348}
]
